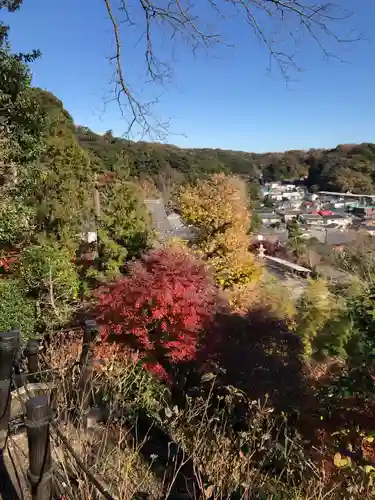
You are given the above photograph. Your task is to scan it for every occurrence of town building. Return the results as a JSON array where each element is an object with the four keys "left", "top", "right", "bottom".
[
  {"left": 299, "top": 213, "right": 324, "bottom": 226},
  {"left": 353, "top": 206, "right": 375, "bottom": 218},
  {"left": 322, "top": 214, "right": 352, "bottom": 228},
  {"left": 282, "top": 190, "right": 305, "bottom": 201},
  {"left": 257, "top": 211, "right": 282, "bottom": 226},
  {"left": 277, "top": 210, "right": 301, "bottom": 223},
  {"left": 267, "top": 192, "right": 284, "bottom": 202},
  {"left": 254, "top": 227, "right": 289, "bottom": 244},
  {"left": 305, "top": 193, "right": 319, "bottom": 202}
]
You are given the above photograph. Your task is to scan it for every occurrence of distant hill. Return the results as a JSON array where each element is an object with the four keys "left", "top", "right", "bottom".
[
  {"left": 76, "top": 127, "right": 375, "bottom": 194},
  {"left": 306, "top": 143, "right": 375, "bottom": 194},
  {"left": 75, "top": 126, "right": 309, "bottom": 184},
  {"left": 34, "top": 89, "right": 375, "bottom": 194}
]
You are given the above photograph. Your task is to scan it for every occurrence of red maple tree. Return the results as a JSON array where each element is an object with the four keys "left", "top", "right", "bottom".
[{"left": 94, "top": 248, "right": 219, "bottom": 379}]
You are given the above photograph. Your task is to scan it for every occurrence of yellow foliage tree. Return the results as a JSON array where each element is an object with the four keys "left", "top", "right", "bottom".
[
  {"left": 180, "top": 173, "right": 251, "bottom": 233},
  {"left": 179, "top": 173, "right": 260, "bottom": 290}
]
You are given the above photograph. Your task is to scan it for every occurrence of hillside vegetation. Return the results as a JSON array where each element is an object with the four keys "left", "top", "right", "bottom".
[
  {"left": 76, "top": 125, "right": 309, "bottom": 184},
  {"left": 306, "top": 143, "right": 375, "bottom": 193},
  {"left": 21, "top": 89, "right": 375, "bottom": 195},
  {"left": 75, "top": 125, "right": 375, "bottom": 194}
]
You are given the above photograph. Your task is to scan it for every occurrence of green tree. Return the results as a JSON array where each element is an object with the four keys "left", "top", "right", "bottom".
[
  {"left": 20, "top": 90, "right": 95, "bottom": 250},
  {"left": 287, "top": 220, "right": 306, "bottom": 259},
  {"left": 334, "top": 235, "right": 375, "bottom": 282},
  {"left": 0, "top": 196, "right": 35, "bottom": 246},
  {"left": 0, "top": 4, "right": 46, "bottom": 171},
  {"left": 345, "top": 284, "right": 375, "bottom": 368},
  {"left": 325, "top": 282, "right": 375, "bottom": 398},
  {"left": 96, "top": 177, "right": 151, "bottom": 278},
  {"left": 18, "top": 240, "right": 80, "bottom": 331},
  {"left": 250, "top": 212, "right": 262, "bottom": 233}
]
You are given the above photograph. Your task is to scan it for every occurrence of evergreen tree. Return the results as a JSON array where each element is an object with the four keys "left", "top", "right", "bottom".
[{"left": 96, "top": 175, "right": 151, "bottom": 278}]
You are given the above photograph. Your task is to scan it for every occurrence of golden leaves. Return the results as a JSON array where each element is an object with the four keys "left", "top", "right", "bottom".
[
  {"left": 179, "top": 173, "right": 260, "bottom": 292},
  {"left": 179, "top": 173, "right": 251, "bottom": 232}
]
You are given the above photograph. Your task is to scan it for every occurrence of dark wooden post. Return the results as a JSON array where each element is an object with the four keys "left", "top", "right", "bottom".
[
  {"left": 78, "top": 357, "right": 93, "bottom": 429},
  {"left": 26, "top": 339, "right": 40, "bottom": 383},
  {"left": 26, "top": 395, "right": 53, "bottom": 500},
  {"left": 79, "top": 319, "right": 98, "bottom": 368},
  {"left": 0, "top": 330, "right": 19, "bottom": 448},
  {"left": 74, "top": 321, "right": 97, "bottom": 427}
]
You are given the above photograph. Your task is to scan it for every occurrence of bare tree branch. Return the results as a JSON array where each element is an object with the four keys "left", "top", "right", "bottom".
[{"left": 103, "top": 0, "right": 362, "bottom": 138}]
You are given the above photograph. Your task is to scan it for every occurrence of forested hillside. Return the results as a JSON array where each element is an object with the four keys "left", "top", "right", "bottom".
[
  {"left": 306, "top": 143, "right": 375, "bottom": 193},
  {"left": 75, "top": 125, "right": 309, "bottom": 184},
  {"left": 27, "top": 89, "right": 375, "bottom": 194},
  {"left": 75, "top": 122, "right": 375, "bottom": 194}
]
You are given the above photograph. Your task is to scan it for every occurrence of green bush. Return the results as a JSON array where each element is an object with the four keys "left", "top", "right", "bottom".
[
  {"left": 18, "top": 241, "right": 79, "bottom": 330},
  {"left": 0, "top": 198, "right": 35, "bottom": 246},
  {"left": 0, "top": 278, "right": 36, "bottom": 338},
  {"left": 94, "top": 179, "right": 151, "bottom": 279}
]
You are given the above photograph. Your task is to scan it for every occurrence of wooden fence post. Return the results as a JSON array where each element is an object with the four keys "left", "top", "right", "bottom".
[
  {"left": 73, "top": 320, "right": 97, "bottom": 428},
  {"left": 26, "top": 395, "right": 53, "bottom": 500},
  {"left": 79, "top": 319, "right": 98, "bottom": 368},
  {"left": 78, "top": 357, "right": 93, "bottom": 429},
  {"left": 26, "top": 339, "right": 40, "bottom": 383},
  {"left": 0, "top": 330, "right": 19, "bottom": 448}
]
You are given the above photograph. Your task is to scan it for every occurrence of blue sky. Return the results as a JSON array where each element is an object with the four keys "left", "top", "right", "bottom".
[{"left": 3, "top": 0, "right": 375, "bottom": 152}]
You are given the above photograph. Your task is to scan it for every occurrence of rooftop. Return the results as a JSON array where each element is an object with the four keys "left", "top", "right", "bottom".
[
  {"left": 319, "top": 191, "right": 375, "bottom": 199},
  {"left": 257, "top": 211, "right": 278, "bottom": 218},
  {"left": 322, "top": 214, "right": 351, "bottom": 220},
  {"left": 265, "top": 255, "right": 312, "bottom": 273},
  {"left": 277, "top": 209, "right": 301, "bottom": 215},
  {"left": 301, "top": 214, "right": 322, "bottom": 220}
]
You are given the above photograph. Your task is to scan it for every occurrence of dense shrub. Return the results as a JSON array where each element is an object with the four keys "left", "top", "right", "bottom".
[
  {"left": 296, "top": 279, "right": 349, "bottom": 358},
  {"left": 169, "top": 385, "right": 314, "bottom": 498},
  {"left": 0, "top": 278, "right": 36, "bottom": 338},
  {"left": 0, "top": 197, "right": 35, "bottom": 245},
  {"left": 94, "top": 248, "right": 220, "bottom": 379},
  {"left": 18, "top": 240, "right": 79, "bottom": 330}
]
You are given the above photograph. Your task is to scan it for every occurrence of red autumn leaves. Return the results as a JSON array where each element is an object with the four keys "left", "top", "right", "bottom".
[{"left": 94, "top": 248, "right": 219, "bottom": 379}]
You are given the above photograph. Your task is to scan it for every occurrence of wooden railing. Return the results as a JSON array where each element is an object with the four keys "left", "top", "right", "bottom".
[{"left": 0, "top": 321, "right": 114, "bottom": 500}]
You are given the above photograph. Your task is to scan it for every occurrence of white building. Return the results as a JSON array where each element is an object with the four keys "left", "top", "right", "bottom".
[
  {"left": 258, "top": 212, "right": 282, "bottom": 225},
  {"left": 300, "top": 214, "right": 324, "bottom": 226},
  {"left": 322, "top": 214, "right": 352, "bottom": 228},
  {"left": 284, "top": 191, "right": 304, "bottom": 201},
  {"left": 305, "top": 193, "right": 318, "bottom": 202}
]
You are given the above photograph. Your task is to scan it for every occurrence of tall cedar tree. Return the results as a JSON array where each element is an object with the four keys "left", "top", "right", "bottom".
[
  {"left": 94, "top": 248, "right": 219, "bottom": 379},
  {"left": 96, "top": 174, "right": 151, "bottom": 278},
  {"left": 23, "top": 90, "right": 95, "bottom": 250}
]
